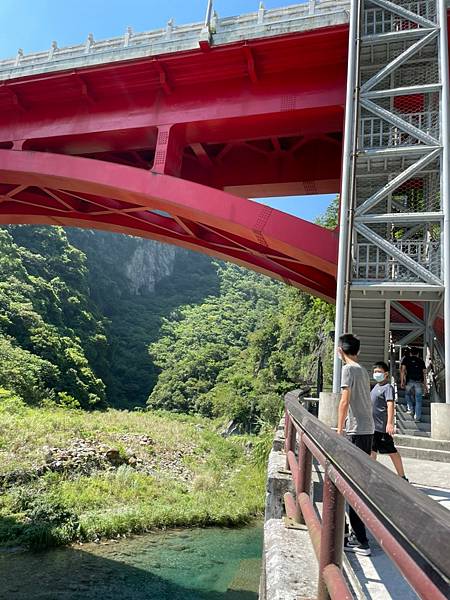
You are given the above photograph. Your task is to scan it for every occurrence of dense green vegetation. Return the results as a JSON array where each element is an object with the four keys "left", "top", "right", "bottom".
[
  {"left": 0, "top": 198, "right": 337, "bottom": 548},
  {"left": 148, "top": 264, "right": 335, "bottom": 429},
  {"left": 0, "top": 226, "right": 219, "bottom": 409},
  {"left": 0, "top": 199, "right": 337, "bottom": 418},
  {"left": 0, "top": 403, "right": 264, "bottom": 549},
  {"left": 0, "top": 227, "right": 107, "bottom": 409},
  {"left": 148, "top": 198, "right": 338, "bottom": 429}
]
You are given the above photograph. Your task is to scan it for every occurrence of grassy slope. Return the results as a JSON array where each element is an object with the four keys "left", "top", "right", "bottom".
[{"left": 0, "top": 407, "right": 265, "bottom": 549}]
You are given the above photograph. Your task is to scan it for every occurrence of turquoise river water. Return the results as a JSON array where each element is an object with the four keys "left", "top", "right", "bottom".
[{"left": 0, "top": 524, "right": 262, "bottom": 599}]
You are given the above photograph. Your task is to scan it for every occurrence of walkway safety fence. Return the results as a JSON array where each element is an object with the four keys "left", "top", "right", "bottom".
[{"left": 284, "top": 390, "right": 450, "bottom": 600}]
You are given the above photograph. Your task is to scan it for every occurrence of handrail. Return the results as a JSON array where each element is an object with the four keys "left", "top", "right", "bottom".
[{"left": 284, "top": 390, "right": 450, "bottom": 600}]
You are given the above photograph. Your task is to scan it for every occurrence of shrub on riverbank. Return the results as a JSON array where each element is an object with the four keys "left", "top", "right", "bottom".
[{"left": 0, "top": 405, "right": 266, "bottom": 550}]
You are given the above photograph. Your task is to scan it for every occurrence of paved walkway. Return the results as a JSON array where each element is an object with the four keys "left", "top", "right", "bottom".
[{"left": 345, "top": 456, "right": 450, "bottom": 600}]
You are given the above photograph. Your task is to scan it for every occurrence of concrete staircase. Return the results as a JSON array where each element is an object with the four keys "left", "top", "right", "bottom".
[
  {"left": 397, "top": 404, "right": 431, "bottom": 435},
  {"left": 350, "top": 298, "right": 388, "bottom": 371},
  {"left": 396, "top": 388, "right": 431, "bottom": 436},
  {"left": 395, "top": 389, "right": 450, "bottom": 462},
  {"left": 394, "top": 434, "right": 450, "bottom": 463}
]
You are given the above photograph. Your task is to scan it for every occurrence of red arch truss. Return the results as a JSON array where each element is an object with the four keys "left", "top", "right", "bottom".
[{"left": 0, "top": 150, "right": 338, "bottom": 300}]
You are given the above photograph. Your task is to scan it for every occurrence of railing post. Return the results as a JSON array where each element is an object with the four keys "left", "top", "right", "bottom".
[
  {"left": 317, "top": 465, "right": 346, "bottom": 600},
  {"left": 297, "top": 432, "right": 312, "bottom": 525},
  {"left": 285, "top": 413, "right": 296, "bottom": 470},
  {"left": 284, "top": 407, "right": 289, "bottom": 440}
]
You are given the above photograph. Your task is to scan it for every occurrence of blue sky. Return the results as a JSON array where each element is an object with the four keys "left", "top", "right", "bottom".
[
  {"left": 0, "top": 0, "right": 336, "bottom": 223},
  {"left": 252, "top": 195, "right": 336, "bottom": 222}
]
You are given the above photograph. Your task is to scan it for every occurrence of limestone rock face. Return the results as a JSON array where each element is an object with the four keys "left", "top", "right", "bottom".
[
  {"left": 124, "top": 240, "right": 176, "bottom": 295},
  {"left": 66, "top": 228, "right": 179, "bottom": 298}
]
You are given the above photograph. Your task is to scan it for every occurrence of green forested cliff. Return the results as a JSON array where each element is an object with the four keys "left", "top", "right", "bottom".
[
  {"left": 0, "top": 226, "right": 107, "bottom": 408},
  {"left": 0, "top": 199, "right": 336, "bottom": 420},
  {"left": 65, "top": 229, "right": 218, "bottom": 407},
  {"left": 0, "top": 226, "right": 218, "bottom": 409},
  {"left": 148, "top": 264, "right": 335, "bottom": 428}
]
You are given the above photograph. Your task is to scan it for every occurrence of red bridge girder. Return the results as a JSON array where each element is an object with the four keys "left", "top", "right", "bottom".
[
  {"left": 1, "top": 17, "right": 448, "bottom": 327},
  {"left": 0, "top": 25, "right": 347, "bottom": 199},
  {"left": 0, "top": 149, "right": 338, "bottom": 301}
]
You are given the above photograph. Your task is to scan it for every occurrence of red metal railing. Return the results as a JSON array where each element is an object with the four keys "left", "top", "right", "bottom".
[{"left": 284, "top": 390, "right": 450, "bottom": 600}]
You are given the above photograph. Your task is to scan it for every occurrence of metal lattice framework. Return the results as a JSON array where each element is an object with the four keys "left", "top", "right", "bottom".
[
  {"left": 334, "top": 0, "right": 450, "bottom": 399},
  {"left": 356, "top": 0, "right": 443, "bottom": 290}
]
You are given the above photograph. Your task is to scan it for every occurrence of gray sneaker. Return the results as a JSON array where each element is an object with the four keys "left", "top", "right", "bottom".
[{"left": 344, "top": 539, "right": 371, "bottom": 556}]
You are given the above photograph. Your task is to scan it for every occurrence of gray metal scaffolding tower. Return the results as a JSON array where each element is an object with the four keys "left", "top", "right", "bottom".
[{"left": 333, "top": 0, "right": 450, "bottom": 403}]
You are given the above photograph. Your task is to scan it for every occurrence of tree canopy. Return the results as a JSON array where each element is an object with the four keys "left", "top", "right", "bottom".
[
  {"left": 148, "top": 263, "right": 335, "bottom": 429},
  {"left": 0, "top": 196, "right": 338, "bottom": 419}
]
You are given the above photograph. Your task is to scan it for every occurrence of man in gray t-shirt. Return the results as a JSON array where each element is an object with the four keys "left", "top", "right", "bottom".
[
  {"left": 337, "top": 333, "right": 374, "bottom": 557},
  {"left": 341, "top": 363, "right": 374, "bottom": 435}
]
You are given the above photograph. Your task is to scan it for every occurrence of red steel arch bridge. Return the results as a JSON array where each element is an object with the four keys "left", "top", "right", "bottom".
[{"left": 0, "top": 0, "right": 449, "bottom": 403}]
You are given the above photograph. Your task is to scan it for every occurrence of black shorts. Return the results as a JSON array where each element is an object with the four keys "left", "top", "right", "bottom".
[
  {"left": 372, "top": 431, "right": 397, "bottom": 454},
  {"left": 349, "top": 433, "right": 373, "bottom": 455}
]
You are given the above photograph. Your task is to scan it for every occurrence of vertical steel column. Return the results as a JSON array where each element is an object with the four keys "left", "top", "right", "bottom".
[
  {"left": 333, "top": 0, "right": 360, "bottom": 393},
  {"left": 438, "top": 0, "right": 450, "bottom": 403},
  {"left": 424, "top": 302, "right": 430, "bottom": 364}
]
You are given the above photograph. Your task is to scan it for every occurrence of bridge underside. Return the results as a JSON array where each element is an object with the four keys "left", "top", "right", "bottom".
[
  {"left": 0, "top": 23, "right": 349, "bottom": 302},
  {"left": 0, "top": 14, "right": 447, "bottom": 344},
  {"left": 0, "top": 149, "right": 338, "bottom": 301},
  {"left": 0, "top": 25, "right": 347, "bottom": 199}
]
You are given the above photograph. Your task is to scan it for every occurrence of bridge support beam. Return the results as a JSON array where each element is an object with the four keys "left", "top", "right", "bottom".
[
  {"left": 333, "top": 0, "right": 360, "bottom": 392},
  {"left": 152, "top": 124, "right": 185, "bottom": 177},
  {"left": 438, "top": 0, "right": 450, "bottom": 403},
  {"left": 0, "top": 149, "right": 338, "bottom": 300}
]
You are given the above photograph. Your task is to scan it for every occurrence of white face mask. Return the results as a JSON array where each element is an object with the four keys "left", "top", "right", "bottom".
[{"left": 373, "top": 372, "right": 386, "bottom": 383}]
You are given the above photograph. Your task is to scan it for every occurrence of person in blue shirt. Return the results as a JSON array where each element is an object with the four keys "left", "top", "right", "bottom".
[{"left": 371, "top": 361, "right": 407, "bottom": 480}]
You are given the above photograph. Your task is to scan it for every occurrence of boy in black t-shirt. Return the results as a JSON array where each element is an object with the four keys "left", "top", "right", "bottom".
[
  {"left": 400, "top": 347, "right": 427, "bottom": 422},
  {"left": 371, "top": 362, "right": 407, "bottom": 480}
]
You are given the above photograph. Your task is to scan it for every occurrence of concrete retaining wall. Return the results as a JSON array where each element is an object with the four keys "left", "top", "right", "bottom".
[{"left": 259, "top": 419, "right": 318, "bottom": 599}]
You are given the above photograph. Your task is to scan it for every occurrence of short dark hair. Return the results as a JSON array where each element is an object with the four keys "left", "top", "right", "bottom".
[
  {"left": 338, "top": 333, "right": 360, "bottom": 356},
  {"left": 410, "top": 347, "right": 420, "bottom": 356},
  {"left": 373, "top": 361, "right": 389, "bottom": 373}
]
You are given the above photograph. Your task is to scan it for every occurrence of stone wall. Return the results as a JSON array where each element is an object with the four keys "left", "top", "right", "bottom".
[{"left": 259, "top": 418, "right": 318, "bottom": 600}]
